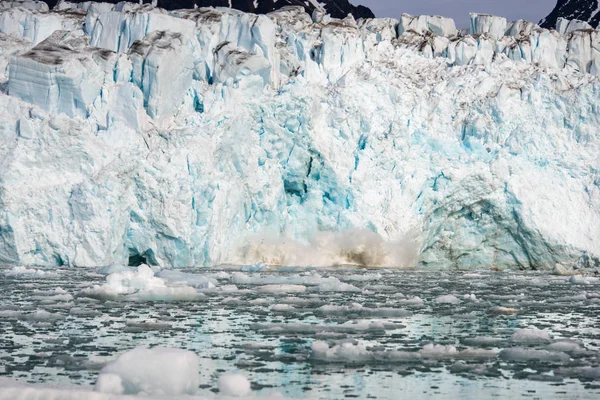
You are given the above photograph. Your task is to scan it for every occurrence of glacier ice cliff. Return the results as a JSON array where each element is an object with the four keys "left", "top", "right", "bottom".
[{"left": 0, "top": 1, "right": 599, "bottom": 270}]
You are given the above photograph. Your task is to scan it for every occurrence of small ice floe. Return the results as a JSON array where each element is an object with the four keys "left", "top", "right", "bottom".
[
  {"left": 554, "top": 366, "right": 600, "bottom": 380},
  {"left": 311, "top": 342, "right": 496, "bottom": 363},
  {"left": 511, "top": 327, "right": 552, "bottom": 343},
  {"left": 218, "top": 373, "right": 252, "bottom": 397},
  {"left": 396, "top": 296, "right": 425, "bottom": 307},
  {"left": 95, "top": 347, "right": 200, "bottom": 395},
  {"left": 0, "top": 310, "right": 22, "bottom": 319},
  {"left": 271, "top": 304, "right": 296, "bottom": 312},
  {"left": 311, "top": 341, "right": 419, "bottom": 363},
  {"left": 488, "top": 306, "right": 519, "bottom": 315},
  {"left": 157, "top": 270, "right": 218, "bottom": 289},
  {"left": 418, "top": 344, "right": 458, "bottom": 358},
  {"left": 22, "top": 309, "right": 65, "bottom": 322},
  {"left": 545, "top": 341, "right": 586, "bottom": 354},
  {"left": 569, "top": 275, "right": 598, "bottom": 285},
  {"left": 80, "top": 265, "right": 200, "bottom": 302},
  {"left": 232, "top": 271, "right": 358, "bottom": 292},
  {"left": 256, "top": 284, "right": 307, "bottom": 293},
  {"left": 434, "top": 294, "right": 461, "bottom": 304},
  {"left": 253, "top": 320, "right": 397, "bottom": 334},
  {"left": 553, "top": 264, "right": 573, "bottom": 276},
  {"left": 3, "top": 266, "right": 59, "bottom": 278},
  {"left": 316, "top": 304, "right": 412, "bottom": 318},
  {"left": 499, "top": 348, "right": 569, "bottom": 362},
  {"left": 310, "top": 281, "right": 360, "bottom": 292}
]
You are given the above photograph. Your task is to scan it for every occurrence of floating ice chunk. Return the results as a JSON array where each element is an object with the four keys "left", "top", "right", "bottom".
[
  {"left": 317, "top": 304, "right": 412, "bottom": 317},
  {"left": 553, "top": 264, "right": 573, "bottom": 276},
  {"left": 555, "top": 366, "right": 600, "bottom": 379},
  {"left": 511, "top": 328, "right": 552, "bottom": 343},
  {"left": 569, "top": 275, "right": 598, "bottom": 284},
  {"left": 95, "top": 347, "right": 200, "bottom": 395},
  {"left": 0, "top": 310, "right": 22, "bottom": 318},
  {"left": 157, "top": 270, "right": 217, "bottom": 289},
  {"left": 397, "top": 297, "right": 425, "bottom": 307},
  {"left": 30, "top": 293, "right": 73, "bottom": 302},
  {"left": 419, "top": 344, "right": 458, "bottom": 359},
  {"left": 488, "top": 306, "right": 519, "bottom": 315},
  {"left": 311, "top": 280, "right": 360, "bottom": 292},
  {"left": 80, "top": 265, "right": 199, "bottom": 301},
  {"left": 311, "top": 342, "right": 493, "bottom": 364},
  {"left": 434, "top": 294, "right": 461, "bottom": 304},
  {"left": 256, "top": 284, "right": 307, "bottom": 293},
  {"left": 219, "top": 284, "right": 239, "bottom": 293},
  {"left": 3, "top": 266, "right": 58, "bottom": 278},
  {"left": 125, "top": 286, "right": 200, "bottom": 302},
  {"left": 23, "top": 309, "right": 65, "bottom": 321},
  {"left": 253, "top": 321, "right": 394, "bottom": 334},
  {"left": 546, "top": 341, "right": 585, "bottom": 353},
  {"left": 218, "top": 373, "right": 251, "bottom": 397},
  {"left": 311, "top": 341, "right": 374, "bottom": 363},
  {"left": 499, "top": 348, "right": 569, "bottom": 362},
  {"left": 272, "top": 304, "right": 296, "bottom": 312}
]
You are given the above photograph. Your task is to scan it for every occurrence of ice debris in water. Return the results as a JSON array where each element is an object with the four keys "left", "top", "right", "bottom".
[
  {"left": 511, "top": 327, "right": 553, "bottom": 343},
  {"left": 3, "top": 266, "right": 59, "bottom": 278},
  {"left": 218, "top": 373, "right": 252, "bottom": 397},
  {"left": 488, "top": 306, "right": 519, "bottom": 315},
  {"left": 80, "top": 265, "right": 200, "bottom": 301},
  {"left": 569, "top": 275, "right": 599, "bottom": 284},
  {"left": 434, "top": 294, "right": 461, "bottom": 304},
  {"left": 240, "top": 262, "right": 269, "bottom": 272},
  {"left": 95, "top": 347, "right": 200, "bottom": 395},
  {"left": 311, "top": 341, "right": 497, "bottom": 363},
  {"left": 256, "top": 284, "right": 307, "bottom": 293},
  {"left": 499, "top": 348, "right": 570, "bottom": 363}
]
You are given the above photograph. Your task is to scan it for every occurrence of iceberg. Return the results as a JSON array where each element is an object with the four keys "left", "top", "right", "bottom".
[{"left": 0, "top": 3, "right": 599, "bottom": 271}]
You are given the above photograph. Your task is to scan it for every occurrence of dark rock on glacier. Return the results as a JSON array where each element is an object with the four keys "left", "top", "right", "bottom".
[{"left": 540, "top": 0, "right": 600, "bottom": 29}]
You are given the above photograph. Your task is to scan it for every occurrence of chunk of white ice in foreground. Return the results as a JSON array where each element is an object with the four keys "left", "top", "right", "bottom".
[
  {"left": 95, "top": 347, "right": 200, "bottom": 395},
  {"left": 218, "top": 373, "right": 252, "bottom": 397}
]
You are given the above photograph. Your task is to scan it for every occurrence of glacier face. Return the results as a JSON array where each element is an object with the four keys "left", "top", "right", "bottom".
[{"left": 0, "top": 1, "right": 599, "bottom": 270}]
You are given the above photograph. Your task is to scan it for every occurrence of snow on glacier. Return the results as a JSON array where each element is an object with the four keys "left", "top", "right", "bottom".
[{"left": 0, "top": 3, "right": 599, "bottom": 270}]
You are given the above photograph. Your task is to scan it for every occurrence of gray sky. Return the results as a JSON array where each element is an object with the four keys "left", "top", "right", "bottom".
[{"left": 358, "top": 0, "right": 558, "bottom": 28}]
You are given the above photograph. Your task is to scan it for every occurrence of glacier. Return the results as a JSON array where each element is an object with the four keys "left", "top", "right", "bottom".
[{"left": 0, "top": 1, "right": 599, "bottom": 270}]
